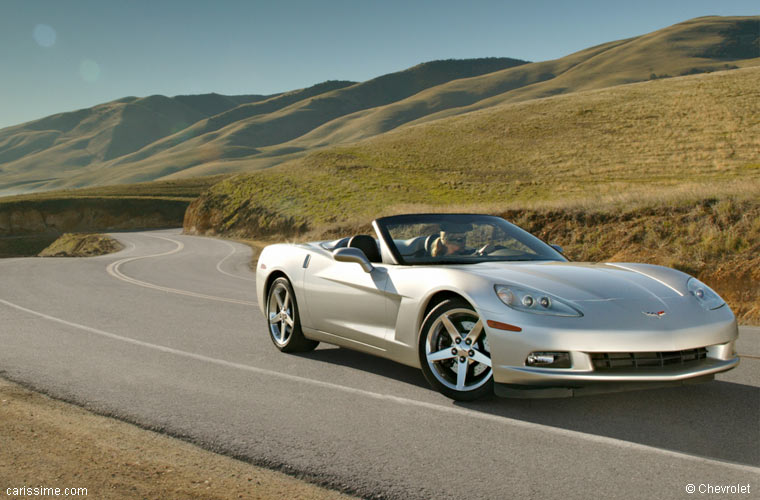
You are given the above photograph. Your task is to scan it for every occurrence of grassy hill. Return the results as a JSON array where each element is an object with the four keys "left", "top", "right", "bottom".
[
  {"left": 274, "top": 16, "right": 760, "bottom": 153},
  {"left": 0, "top": 93, "right": 270, "bottom": 194},
  {"left": 186, "top": 66, "right": 759, "bottom": 233},
  {"left": 0, "top": 58, "right": 527, "bottom": 195},
  {"left": 184, "top": 66, "right": 760, "bottom": 323},
  {"left": 1, "top": 16, "right": 756, "bottom": 196}
]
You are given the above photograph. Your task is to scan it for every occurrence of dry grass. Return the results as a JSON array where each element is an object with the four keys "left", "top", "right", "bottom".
[
  {"left": 0, "top": 59, "right": 525, "bottom": 195},
  {"left": 38, "top": 233, "right": 123, "bottom": 257},
  {"left": 2, "top": 17, "right": 756, "bottom": 195},
  {"left": 187, "top": 66, "right": 760, "bottom": 233},
  {"left": 185, "top": 67, "right": 760, "bottom": 323},
  {"left": 0, "top": 176, "right": 229, "bottom": 204},
  {"left": 501, "top": 199, "right": 760, "bottom": 323}
]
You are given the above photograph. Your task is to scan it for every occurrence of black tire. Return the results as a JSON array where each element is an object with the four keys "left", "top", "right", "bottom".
[
  {"left": 266, "top": 277, "right": 318, "bottom": 353},
  {"left": 418, "top": 298, "right": 493, "bottom": 401}
]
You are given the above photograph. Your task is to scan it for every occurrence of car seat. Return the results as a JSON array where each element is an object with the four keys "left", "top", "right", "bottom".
[{"left": 347, "top": 235, "right": 381, "bottom": 263}]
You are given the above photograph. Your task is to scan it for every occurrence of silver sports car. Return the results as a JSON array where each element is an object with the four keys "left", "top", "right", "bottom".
[{"left": 256, "top": 213, "right": 739, "bottom": 400}]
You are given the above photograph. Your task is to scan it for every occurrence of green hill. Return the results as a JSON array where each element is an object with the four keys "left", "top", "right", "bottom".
[{"left": 1, "top": 16, "right": 756, "bottom": 196}]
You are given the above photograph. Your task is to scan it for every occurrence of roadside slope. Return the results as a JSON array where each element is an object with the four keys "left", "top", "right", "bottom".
[
  {"left": 184, "top": 67, "right": 760, "bottom": 323},
  {"left": 185, "top": 66, "right": 760, "bottom": 234},
  {"left": 0, "top": 378, "right": 356, "bottom": 500},
  {"left": 0, "top": 176, "right": 226, "bottom": 257}
]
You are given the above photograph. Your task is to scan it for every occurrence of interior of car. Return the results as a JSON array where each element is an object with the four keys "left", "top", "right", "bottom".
[{"left": 347, "top": 234, "right": 382, "bottom": 263}]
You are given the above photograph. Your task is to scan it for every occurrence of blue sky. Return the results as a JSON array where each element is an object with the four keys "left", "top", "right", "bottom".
[{"left": 0, "top": 0, "right": 757, "bottom": 129}]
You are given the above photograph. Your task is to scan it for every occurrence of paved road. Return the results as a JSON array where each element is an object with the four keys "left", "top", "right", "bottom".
[{"left": 1, "top": 229, "right": 758, "bottom": 499}]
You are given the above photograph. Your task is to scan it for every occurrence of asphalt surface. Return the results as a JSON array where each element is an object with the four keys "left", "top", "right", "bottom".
[{"left": 1, "top": 229, "right": 758, "bottom": 499}]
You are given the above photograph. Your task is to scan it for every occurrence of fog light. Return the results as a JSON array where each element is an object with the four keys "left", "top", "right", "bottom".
[{"left": 526, "top": 352, "right": 571, "bottom": 368}]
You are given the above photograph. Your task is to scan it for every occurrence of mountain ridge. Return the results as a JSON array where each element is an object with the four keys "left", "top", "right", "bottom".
[{"left": 0, "top": 15, "right": 757, "bottom": 196}]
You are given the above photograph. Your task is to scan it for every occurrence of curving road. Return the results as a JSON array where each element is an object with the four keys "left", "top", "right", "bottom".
[{"left": 1, "top": 229, "right": 758, "bottom": 499}]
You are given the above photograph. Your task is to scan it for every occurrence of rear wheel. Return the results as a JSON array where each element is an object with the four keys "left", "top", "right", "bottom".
[
  {"left": 266, "top": 277, "right": 318, "bottom": 353},
  {"left": 418, "top": 298, "right": 493, "bottom": 401}
]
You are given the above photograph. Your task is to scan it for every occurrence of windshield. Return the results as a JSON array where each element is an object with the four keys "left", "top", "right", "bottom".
[{"left": 375, "top": 214, "right": 566, "bottom": 265}]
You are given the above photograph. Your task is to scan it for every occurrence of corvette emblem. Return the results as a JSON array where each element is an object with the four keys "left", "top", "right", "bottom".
[{"left": 643, "top": 310, "right": 666, "bottom": 318}]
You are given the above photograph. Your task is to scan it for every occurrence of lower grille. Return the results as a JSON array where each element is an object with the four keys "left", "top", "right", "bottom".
[{"left": 590, "top": 348, "right": 708, "bottom": 371}]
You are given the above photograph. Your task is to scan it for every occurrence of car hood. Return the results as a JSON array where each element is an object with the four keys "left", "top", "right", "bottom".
[{"left": 465, "top": 261, "right": 689, "bottom": 304}]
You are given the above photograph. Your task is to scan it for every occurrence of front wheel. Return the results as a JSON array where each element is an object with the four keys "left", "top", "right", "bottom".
[
  {"left": 266, "top": 277, "right": 318, "bottom": 353},
  {"left": 418, "top": 299, "right": 493, "bottom": 401}
]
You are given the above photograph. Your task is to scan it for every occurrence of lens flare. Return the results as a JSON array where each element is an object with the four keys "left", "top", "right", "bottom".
[{"left": 33, "top": 24, "right": 56, "bottom": 47}]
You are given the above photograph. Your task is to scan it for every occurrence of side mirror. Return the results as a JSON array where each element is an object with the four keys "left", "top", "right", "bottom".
[
  {"left": 333, "top": 247, "right": 374, "bottom": 273},
  {"left": 550, "top": 244, "right": 564, "bottom": 254}
]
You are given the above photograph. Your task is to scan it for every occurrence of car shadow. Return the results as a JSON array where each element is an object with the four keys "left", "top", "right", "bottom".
[
  {"left": 300, "top": 347, "right": 759, "bottom": 467},
  {"left": 295, "top": 346, "right": 430, "bottom": 389}
]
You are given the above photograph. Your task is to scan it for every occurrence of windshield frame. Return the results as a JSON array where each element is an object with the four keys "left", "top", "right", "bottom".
[{"left": 373, "top": 213, "right": 567, "bottom": 266}]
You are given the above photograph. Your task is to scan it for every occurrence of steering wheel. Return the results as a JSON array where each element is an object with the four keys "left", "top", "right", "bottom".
[{"left": 476, "top": 243, "right": 494, "bottom": 256}]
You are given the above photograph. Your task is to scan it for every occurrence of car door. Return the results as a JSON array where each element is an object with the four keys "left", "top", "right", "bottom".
[{"left": 301, "top": 251, "right": 394, "bottom": 347}]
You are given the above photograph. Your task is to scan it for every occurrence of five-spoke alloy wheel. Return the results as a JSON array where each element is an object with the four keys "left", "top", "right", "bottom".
[
  {"left": 266, "top": 277, "right": 318, "bottom": 352},
  {"left": 418, "top": 298, "right": 493, "bottom": 400}
]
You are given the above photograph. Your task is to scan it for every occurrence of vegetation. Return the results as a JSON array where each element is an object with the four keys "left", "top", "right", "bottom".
[
  {"left": 0, "top": 175, "right": 229, "bottom": 204},
  {"left": 0, "top": 57, "right": 527, "bottom": 195},
  {"left": 186, "top": 66, "right": 760, "bottom": 323},
  {"left": 187, "top": 66, "right": 760, "bottom": 234},
  {"left": 1, "top": 17, "right": 757, "bottom": 320},
  {"left": 38, "top": 233, "right": 123, "bottom": 257},
  {"left": 504, "top": 199, "right": 760, "bottom": 323},
  {"left": 1, "top": 17, "right": 756, "bottom": 196}
]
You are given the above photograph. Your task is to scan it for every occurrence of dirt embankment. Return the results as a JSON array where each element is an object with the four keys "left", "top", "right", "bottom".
[
  {"left": 0, "top": 198, "right": 189, "bottom": 237},
  {"left": 0, "top": 378, "right": 356, "bottom": 500},
  {"left": 504, "top": 202, "right": 760, "bottom": 324},
  {"left": 185, "top": 197, "right": 760, "bottom": 324},
  {"left": 184, "top": 194, "right": 308, "bottom": 239},
  {"left": 0, "top": 198, "right": 189, "bottom": 257}
]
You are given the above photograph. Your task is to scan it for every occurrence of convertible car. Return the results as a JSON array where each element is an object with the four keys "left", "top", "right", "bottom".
[{"left": 255, "top": 213, "right": 739, "bottom": 400}]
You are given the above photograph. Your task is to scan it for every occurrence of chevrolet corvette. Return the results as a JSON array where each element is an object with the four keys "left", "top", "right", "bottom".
[{"left": 255, "top": 213, "right": 739, "bottom": 400}]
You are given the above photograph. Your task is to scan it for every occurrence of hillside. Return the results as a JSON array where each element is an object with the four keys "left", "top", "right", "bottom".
[
  {"left": 185, "top": 65, "right": 760, "bottom": 235},
  {"left": 1, "top": 16, "right": 757, "bottom": 196},
  {"left": 183, "top": 66, "right": 760, "bottom": 322},
  {"left": 0, "top": 92, "right": 271, "bottom": 194},
  {"left": 0, "top": 58, "right": 527, "bottom": 195},
  {"left": 272, "top": 16, "right": 760, "bottom": 153}
]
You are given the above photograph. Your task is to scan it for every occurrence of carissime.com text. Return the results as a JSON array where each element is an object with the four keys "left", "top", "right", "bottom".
[{"left": 5, "top": 486, "right": 87, "bottom": 497}]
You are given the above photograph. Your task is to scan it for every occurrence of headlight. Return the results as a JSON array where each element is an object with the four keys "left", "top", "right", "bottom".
[
  {"left": 687, "top": 278, "right": 725, "bottom": 310},
  {"left": 494, "top": 284, "right": 582, "bottom": 317}
]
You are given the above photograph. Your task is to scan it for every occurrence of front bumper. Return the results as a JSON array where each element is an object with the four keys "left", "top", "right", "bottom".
[
  {"left": 494, "top": 354, "right": 738, "bottom": 392},
  {"left": 483, "top": 308, "right": 740, "bottom": 394}
]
